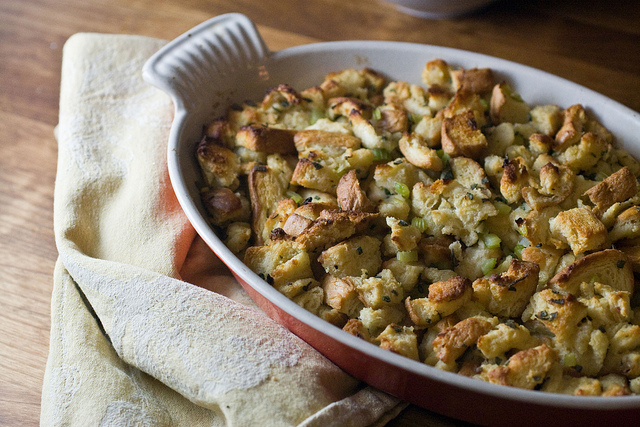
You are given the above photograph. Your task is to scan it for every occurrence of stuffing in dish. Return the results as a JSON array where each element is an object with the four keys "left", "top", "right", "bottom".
[{"left": 195, "top": 59, "right": 640, "bottom": 396}]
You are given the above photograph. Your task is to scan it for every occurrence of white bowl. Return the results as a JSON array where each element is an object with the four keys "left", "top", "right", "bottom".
[
  {"left": 143, "top": 13, "right": 640, "bottom": 426},
  {"left": 383, "top": 0, "right": 499, "bottom": 19}
]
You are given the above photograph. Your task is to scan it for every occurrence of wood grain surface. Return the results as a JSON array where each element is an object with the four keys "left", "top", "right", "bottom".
[{"left": 1, "top": 0, "right": 638, "bottom": 425}]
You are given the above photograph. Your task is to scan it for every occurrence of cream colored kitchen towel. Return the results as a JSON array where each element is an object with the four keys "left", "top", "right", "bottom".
[{"left": 41, "top": 32, "right": 407, "bottom": 426}]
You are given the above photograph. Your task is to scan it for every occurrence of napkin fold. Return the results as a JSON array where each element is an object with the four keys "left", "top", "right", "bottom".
[{"left": 41, "top": 32, "right": 406, "bottom": 426}]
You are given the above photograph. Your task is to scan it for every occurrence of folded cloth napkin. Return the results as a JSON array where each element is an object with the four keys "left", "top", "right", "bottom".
[{"left": 41, "top": 32, "right": 407, "bottom": 426}]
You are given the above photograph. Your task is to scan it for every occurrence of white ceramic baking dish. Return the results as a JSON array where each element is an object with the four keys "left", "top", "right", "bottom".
[{"left": 143, "top": 13, "right": 640, "bottom": 426}]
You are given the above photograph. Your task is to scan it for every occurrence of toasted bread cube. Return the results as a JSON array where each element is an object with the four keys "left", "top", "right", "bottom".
[
  {"left": 398, "top": 133, "right": 443, "bottom": 171},
  {"left": 382, "top": 257, "right": 425, "bottom": 292},
  {"left": 610, "top": 206, "right": 640, "bottom": 242},
  {"left": 385, "top": 216, "right": 421, "bottom": 252},
  {"left": 236, "top": 124, "right": 297, "bottom": 154},
  {"left": 585, "top": 166, "right": 638, "bottom": 216},
  {"left": 476, "top": 322, "right": 537, "bottom": 360},
  {"left": 500, "top": 157, "right": 530, "bottom": 204},
  {"left": 522, "top": 288, "right": 589, "bottom": 344},
  {"left": 293, "top": 129, "right": 361, "bottom": 152},
  {"left": 261, "top": 83, "right": 302, "bottom": 111},
  {"left": 556, "top": 132, "right": 608, "bottom": 172},
  {"left": 377, "top": 324, "right": 419, "bottom": 361},
  {"left": 282, "top": 213, "right": 312, "bottom": 237},
  {"left": 295, "top": 210, "right": 378, "bottom": 252},
  {"left": 248, "top": 164, "right": 288, "bottom": 245},
  {"left": 358, "top": 305, "right": 405, "bottom": 337},
  {"left": 554, "top": 104, "right": 584, "bottom": 149},
  {"left": 444, "top": 91, "right": 487, "bottom": 128},
  {"left": 293, "top": 286, "right": 325, "bottom": 315},
  {"left": 201, "top": 188, "right": 250, "bottom": 226},
  {"left": 549, "top": 249, "right": 634, "bottom": 295},
  {"left": 291, "top": 158, "right": 341, "bottom": 194},
  {"left": 413, "top": 114, "right": 443, "bottom": 147},
  {"left": 421, "top": 58, "right": 452, "bottom": 88},
  {"left": 441, "top": 110, "right": 488, "bottom": 160},
  {"left": 377, "top": 103, "right": 409, "bottom": 133},
  {"left": 196, "top": 138, "right": 241, "bottom": 190},
  {"left": 549, "top": 207, "right": 608, "bottom": 254},
  {"left": 432, "top": 316, "right": 495, "bottom": 365},
  {"left": 355, "top": 269, "right": 404, "bottom": 309},
  {"left": 318, "top": 235, "right": 382, "bottom": 277},
  {"left": 224, "top": 222, "right": 252, "bottom": 254},
  {"left": 244, "top": 239, "right": 313, "bottom": 288},
  {"left": 336, "top": 169, "right": 375, "bottom": 212},
  {"left": 322, "top": 275, "right": 364, "bottom": 317},
  {"left": 490, "top": 82, "right": 530, "bottom": 124},
  {"left": 521, "top": 245, "right": 565, "bottom": 285},
  {"left": 327, "top": 96, "right": 372, "bottom": 120},
  {"left": 529, "top": 104, "right": 563, "bottom": 136},
  {"left": 343, "top": 318, "right": 372, "bottom": 341},
  {"left": 522, "top": 161, "right": 575, "bottom": 211},
  {"left": 486, "top": 345, "right": 557, "bottom": 390},
  {"left": 405, "top": 276, "right": 472, "bottom": 326},
  {"left": 451, "top": 67, "right": 495, "bottom": 94},
  {"left": 472, "top": 259, "right": 540, "bottom": 318}
]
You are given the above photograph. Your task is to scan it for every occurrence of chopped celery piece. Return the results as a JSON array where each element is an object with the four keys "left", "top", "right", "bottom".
[
  {"left": 514, "top": 244, "right": 525, "bottom": 259},
  {"left": 372, "top": 148, "right": 391, "bottom": 161},
  {"left": 397, "top": 250, "right": 418, "bottom": 263},
  {"left": 481, "top": 258, "right": 497, "bottom": 275},
  {"left": 493, "top": 200, "right": 511, "bottom": 216},
  {"left": 483, "top": 233, "right": 502, "bottom": 249},
  {"left": 286, "top": 191, "right": 303, "bottom": 204},
  {"left": 563, "top": 353, "right": 577, "bottom": 367},
  {"left": 394, "top": 181, "right": 411, "bottom": 199},
  {"left": 411, "top": 217, "right": 428, "bottom": 233},
  {"left": 373, "top": 107, "right": 382, "bottom": 120}
]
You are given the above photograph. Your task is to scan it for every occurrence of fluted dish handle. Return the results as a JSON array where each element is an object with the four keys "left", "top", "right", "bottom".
[{"left": 142, "top": 13, "right": 270, "bottom": 109}]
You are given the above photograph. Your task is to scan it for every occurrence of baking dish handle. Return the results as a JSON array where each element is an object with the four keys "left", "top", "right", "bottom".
[{"left": 142, "top": 13, "right": 270, "bottom": 108}]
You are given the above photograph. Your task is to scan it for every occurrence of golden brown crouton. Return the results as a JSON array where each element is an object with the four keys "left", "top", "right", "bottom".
[
  {"left": 405, "top": 276, "right": 472, "bottom": 326},
  {"left": 585, "top": 166, "right": 638, "bottom": 216},
  {"left": 196, "top": 138, "right": 241, "bottom": 190},
  {"left": 355, "top": 269, "right": 404, "bottom": 309},
  {"left": 201, "top": 188, "right": 250, "bottom": 226},
  {"left": 549, "top": 249, "right": 634, "bottom": 295},
  {"left": 328, "top": 96, "right": 373, "bottom": 120},
  {"left": 521, "top": 245, "right": 565, "bottom": 285},
  {"left": 556, "top": 132, "right": 608, "bottom": 172},
  {"left": 322, "top": 275, "right": 364, "bottom": 317},
  {"left": 318, "top": 235, "right": 382, "bottom": 277},
  {"left": 421, "top": 59, "right": 452, "bottom": 88},
  {"left": 282, "top": 213, "right": 312, "bottom": 237},
  {"left": 522, "top": 289, "right": 588, "bottom": 344},
  {"left": 549, "top": 207, "right": 608, "bottom": 254},
  {"left": 293, "top": 129, "right": 362, "bottom": 152},
  {"left": 291, "top": 157, "right": 342, "bottom": 194},
  {"left": 336, "top": 169, "right": 375, "bottom": 212},
  {"left": 261, "top": 83, "right": 302, "bottom": 111},
  {"left": 294, "top": 210, "right": 378, "bottom": 252},
  {"left": 248, "top": 164, "right": 288, "bottom": 245},
  {"left": 472, "top": 259, "right": 540, "bottom": 318},
  {"left": 490, "top": 82, "right": 531, "bottom": 124},
  {"left": 377, "top": 324, "right": 420, "bottom": 361},
  {"left": 244, "top": 239, "right": 313, "bottom": 288},
  {"left": 432, "top": 316, "right": 495, "bottom": 364},
  {"left": 441, "top": 110, "right": 488, "bottom": 160},
  {"left": 236, "top": 124, "right": 297, "bottom": 155},
  {"left": 554, "top": 104, "right": 588, "bottom": 151},
  {"left": 418, "top": 235, "right": 455, "bottom": 270},
  {"left": 609, "top": 206, "right": 640, "bottom": 242},
  {"left": 500, "top": 157, "right": 531, "bottom": 204},
  {"left": 398, "top": 133, "right": 444, "bottom": 171},
  {"left": 522, "top": 161, "right": 576, "bottom": 211},
  {"left": 451, "top": 67, "right": 495, "bottom": 94},
  {"left": 377, "top": 103, "right": 409, "bottom": 133},
  {"left": 342, "top": 318, "right": 372, "bottom": 341},
  {"left": 486, "top": 344, "right": 557, "bottom": 390}
]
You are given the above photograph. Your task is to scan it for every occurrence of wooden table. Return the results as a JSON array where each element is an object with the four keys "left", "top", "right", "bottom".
[{"left": 1, "top": 0, "right": 638, "bottom": 425}]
